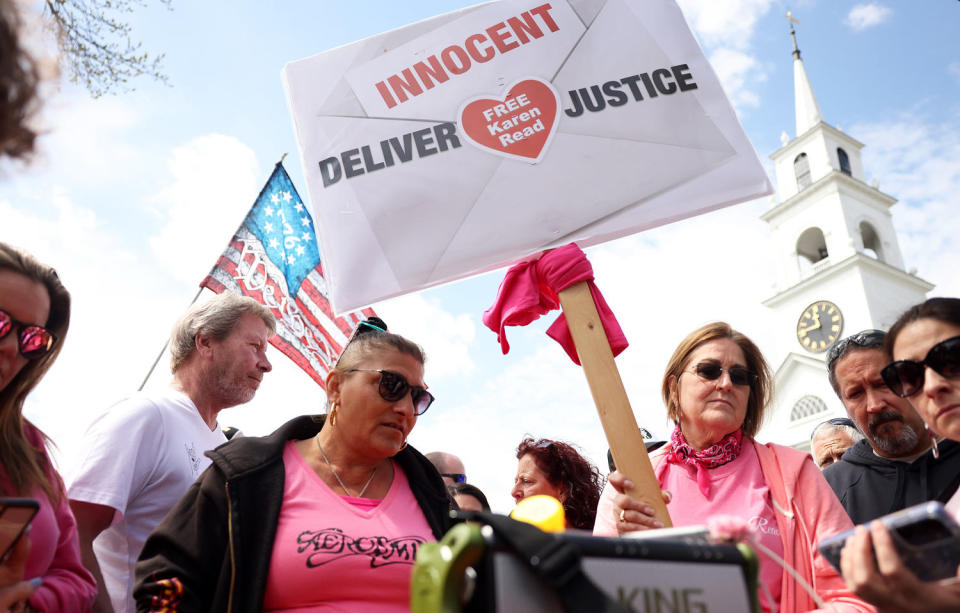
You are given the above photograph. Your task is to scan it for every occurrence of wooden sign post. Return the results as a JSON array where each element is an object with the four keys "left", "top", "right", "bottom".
[{"left": 557, "top": 281, "right": 672, "bottom": 527}]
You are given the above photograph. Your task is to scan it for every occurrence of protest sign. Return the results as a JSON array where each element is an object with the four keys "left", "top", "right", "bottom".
[{"left": 284, "top": 0, "right": 772, "bottom": 312}]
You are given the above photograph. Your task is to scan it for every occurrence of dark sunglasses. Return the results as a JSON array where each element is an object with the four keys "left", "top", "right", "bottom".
[
  {"left": 0, "top": 308, "right": 57, "bottom": 360},
  {"left": 881, "top": 335, "right": 960, "bottom": 398},
  {"left": 826, "top": 330, "right": 885, "bottom": 371},
  {"left": 686, "top": 362, "right": 756, "bottom": 387},
  {"left": 347, "top": 369, "right": 434, "bottom": 415},
  {"left": 441, "top": 473, "right": 466, "bottom": 483}
]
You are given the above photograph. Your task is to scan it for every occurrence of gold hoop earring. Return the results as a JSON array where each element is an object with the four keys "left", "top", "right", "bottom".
[
  {"left": 399, "top": 440, "right": 408, "bottom": 452},
  {"left": 329, "top": 402, "right": 338, "bottom": 426}
]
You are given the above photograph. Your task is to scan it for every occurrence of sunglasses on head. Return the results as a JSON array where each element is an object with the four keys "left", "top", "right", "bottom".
[
  {"left": 826, "top": 330, "right": 885, "bottom": 371},
  {"left": 347, "top": 369, "right": 434, "bottom": 415},
  {"left": 880, "top": 335, "right": 960, "bottom": 398},
  {"left": 0, "top": 308, "right": 57, "bottom": 360},
  {"left": 442, "top": 473, "right": 466, "bottom": 483},
  {"left": 687, "top": 362, "right": 756, "bottom": 387}
]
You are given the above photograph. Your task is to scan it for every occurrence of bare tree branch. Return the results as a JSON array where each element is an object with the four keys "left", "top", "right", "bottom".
[{"left": 43, "top": 0, "right": 171, "bottom": 98}]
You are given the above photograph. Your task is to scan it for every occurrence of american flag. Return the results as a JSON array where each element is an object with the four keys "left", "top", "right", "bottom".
[{"left": 202, "top": 162, "right": 376, "bottom": 387}]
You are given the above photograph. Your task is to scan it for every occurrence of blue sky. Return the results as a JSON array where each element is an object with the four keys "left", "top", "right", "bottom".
[{"left": 2, "top": 0, "right": 958, "bottom": 512}]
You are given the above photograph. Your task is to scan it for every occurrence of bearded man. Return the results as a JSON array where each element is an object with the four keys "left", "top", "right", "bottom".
[{"left": 823, "top": 329, "right": 960, "bottom": 524}]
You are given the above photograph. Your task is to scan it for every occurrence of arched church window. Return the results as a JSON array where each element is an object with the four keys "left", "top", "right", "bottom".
[
  {"left": 796, "top": 227, "right": 828, "bottom": 273},
  {"left": 794, "top": 153, "right": 812, "bottom": 190},
  {"left": 790, "top": 395, "right": 828, "bottom": 421},
  {"left": 859, "top": 221, "right": 884, "bottom": 261},
  {"left": 837, "top": 148, "right": 851, "bottom": 175}
]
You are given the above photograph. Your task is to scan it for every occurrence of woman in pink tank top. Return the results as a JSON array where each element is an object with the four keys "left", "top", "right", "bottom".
[{"left": 134, "top": 318, "right": 456, "bottom": 612}]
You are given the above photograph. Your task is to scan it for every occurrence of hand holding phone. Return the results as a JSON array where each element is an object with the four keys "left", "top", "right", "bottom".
[
  {"left": 0, "top": 498, "right": 38, "bottom": 567},
  {"left": 818, "top": 501, "right": 960, "bottom": 583}
]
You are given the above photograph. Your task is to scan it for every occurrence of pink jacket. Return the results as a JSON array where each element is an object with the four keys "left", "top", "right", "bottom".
[
  {"left": 597, "top": 440, "right": 874, "bottom": 612},
  {"left": 22, "top": 422, "right": 97, "bottom": 612}
]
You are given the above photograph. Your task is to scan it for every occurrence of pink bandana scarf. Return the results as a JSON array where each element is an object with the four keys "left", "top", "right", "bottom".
[{"left": 666, "top": 426, "right": 743, "bottom": 498}]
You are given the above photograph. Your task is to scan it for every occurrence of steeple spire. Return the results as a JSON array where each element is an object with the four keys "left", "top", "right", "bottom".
[{"left": 787, "top": 12, "right": 823, "bottom": 136}]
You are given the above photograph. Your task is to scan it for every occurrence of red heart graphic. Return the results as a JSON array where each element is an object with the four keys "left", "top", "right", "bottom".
[{"left": 458, "top": 78, "right": 560, "bottom": 164}]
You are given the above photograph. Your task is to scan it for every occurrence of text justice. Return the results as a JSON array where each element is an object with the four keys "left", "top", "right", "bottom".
[{"left": 563, "top": 64, "right": 699, "bottom": 117}]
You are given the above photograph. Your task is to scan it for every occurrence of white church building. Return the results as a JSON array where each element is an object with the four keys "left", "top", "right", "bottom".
[{"left": 756, "top": 23, "right": 933, "bottom": 450}]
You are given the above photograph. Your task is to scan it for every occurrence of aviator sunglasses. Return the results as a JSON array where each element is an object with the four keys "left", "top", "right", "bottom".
[
  {"left": 0, "top": 308, "right": 57, "bottom": 359},
  {"left": 685, "top": 362, "right": 757, "bottom": 387},
  {"left": 880, "top": 335, "right": 960, "bottom": 398},
  {"left": 347, "top": 369, "right": 435, "bottom": 415}
]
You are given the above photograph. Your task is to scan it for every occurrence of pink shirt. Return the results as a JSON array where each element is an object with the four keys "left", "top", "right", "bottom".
[
  {"left": 596, "top": 442, "right": 783, "bottom": 611},
  {"left": 262, "top": 441, "right": 435, "bottom": 612},
  {"left": 946, "top": 488, "right": 960, "bottom": 520},
  {"left": 2, "top": 423, "right": 96, "bottom": 612}
]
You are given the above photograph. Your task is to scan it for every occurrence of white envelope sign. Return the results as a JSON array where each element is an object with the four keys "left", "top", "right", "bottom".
[{"left": 283, "top": 0, "right": 772, "bottom": 312}]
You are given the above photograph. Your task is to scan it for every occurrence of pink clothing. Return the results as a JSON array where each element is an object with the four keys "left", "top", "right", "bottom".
[
  {"left": 946, "top": 488, "right": 960, "bottom": 520},
  {"left": 666, "top": 426, "right": 743, "bottom": 497},
  {"left": 7, "top": 422, "right": 96, "bottom": 612},
  {"left": 482, "top": 243, "right": 628, "bottom": 365},
  {"left": 262, "top": 441, "right": 435, "bottom": 612},
  {"left": 345, "top": 496, "right": 382, "bottom": 511},
  {"left": 656, "top": 441, "right": 783, "bottom": 610},
  {"left": 596, "top": 440, "right": 874, "bottom": 613}
]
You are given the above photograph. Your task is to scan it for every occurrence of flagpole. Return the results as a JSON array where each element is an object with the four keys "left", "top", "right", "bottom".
[
  {"left": 140, "top": 154, "right": 289, "bottom": 391},
  {"left": 137, "top": 285, "right": 205, "bottom": 391}
]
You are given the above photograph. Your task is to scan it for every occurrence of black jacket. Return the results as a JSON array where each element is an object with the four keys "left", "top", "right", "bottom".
[
  {"left": 823, "top": 437, "right": 960, "bottom": 525},
  {"left": 133, "top": 415, "right": 456, "bottom": 612}
]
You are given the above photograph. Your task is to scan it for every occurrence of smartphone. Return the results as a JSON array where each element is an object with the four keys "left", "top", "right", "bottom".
[
  {"left": 818, "top": 501, "right": 960, "bottom": 583},
  {"left": 0, "top": 498, "right": 40, "bottom": 564}
]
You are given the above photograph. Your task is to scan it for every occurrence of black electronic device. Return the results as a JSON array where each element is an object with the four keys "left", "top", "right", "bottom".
[
  {"left": 818, "top": 501, "right": 960, "bottom": 583},
  {"left": 0, "top": 497, "right": 40, "bottom": 563},
  {"left": 412, "top": 518, "right": 760, "bottom": 612}
]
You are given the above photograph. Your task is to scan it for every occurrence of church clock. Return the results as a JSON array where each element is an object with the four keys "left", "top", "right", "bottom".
[{"left": 796, "top": 300, "right": 843, "bottom": 353}]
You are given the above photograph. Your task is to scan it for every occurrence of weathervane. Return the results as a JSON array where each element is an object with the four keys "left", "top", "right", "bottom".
[{"left": 787, "top": 10, "right": 802, "bottom": 59}]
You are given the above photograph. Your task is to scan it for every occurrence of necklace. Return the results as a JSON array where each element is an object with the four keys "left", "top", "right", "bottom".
[{"left": 315, "top": 435, "right": 377, "bottom": 498}]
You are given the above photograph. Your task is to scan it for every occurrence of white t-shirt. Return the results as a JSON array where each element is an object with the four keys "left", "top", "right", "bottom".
[{"left": 68, "top": 388, "right": 227, "bottom": 613}]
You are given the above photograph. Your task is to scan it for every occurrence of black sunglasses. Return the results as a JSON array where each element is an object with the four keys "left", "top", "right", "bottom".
[
  {"left": 686, "top": 362, "right": 756, "bottom": 387},
  {"left": 0, "top": 308, "right": 57, "bottom": 360},
  {"left": 881, "top": 335, "right": 960, "bottom": 398},
  {"left": 441, "top": 473, "right": 466, "bottom": 483},
  {"left": 826, "top": 330, "right": 885, "bottom": 371},
  {"left": 347, "top": 369, "right": 434, "bottom": 415}
]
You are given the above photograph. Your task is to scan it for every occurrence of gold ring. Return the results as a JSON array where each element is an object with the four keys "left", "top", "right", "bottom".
[{"left": 619, "top": 509, "right": 626, "bottom": 523}]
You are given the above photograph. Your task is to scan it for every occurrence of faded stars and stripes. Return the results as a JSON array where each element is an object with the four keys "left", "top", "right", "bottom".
[{"left": 202, "top": 162, "right": 376, "bottom": 387}]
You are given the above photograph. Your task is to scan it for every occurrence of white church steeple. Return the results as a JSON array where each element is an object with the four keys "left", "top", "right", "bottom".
[
  {"left": 758, "top": 14, "right": 933, "bottom": 449},
  {"left": 790, "top": 14, "right": 823, "bottom": 136}
]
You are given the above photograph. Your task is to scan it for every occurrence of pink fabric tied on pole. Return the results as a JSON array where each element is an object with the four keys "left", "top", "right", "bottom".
[{"left": 481, "top": 243, "right": 628, "bottom": 365}]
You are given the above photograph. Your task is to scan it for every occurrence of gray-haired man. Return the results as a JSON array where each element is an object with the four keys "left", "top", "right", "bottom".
[
  {"left": 69, "top": 293, "right": 275, "bottom": 613},
  {"left": 810, "top": 417, "right": 863, "bottom": 470}
]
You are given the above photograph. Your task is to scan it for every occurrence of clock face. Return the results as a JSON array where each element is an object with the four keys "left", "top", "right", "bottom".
[{"left": 797, "top": 300, "right": 844, "bottom": 353}]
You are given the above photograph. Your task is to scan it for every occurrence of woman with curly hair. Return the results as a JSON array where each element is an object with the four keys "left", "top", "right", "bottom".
[{"left": 512, "top": 437, "right": 603, "bottom": 530}]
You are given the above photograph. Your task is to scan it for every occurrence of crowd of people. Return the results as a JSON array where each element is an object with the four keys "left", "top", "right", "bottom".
[
  {"left": 6, "top": 239, "right": 959, "bottom": 611},
  {"left": 3, "top": 1, "right": 960, "bottom": 612}
]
